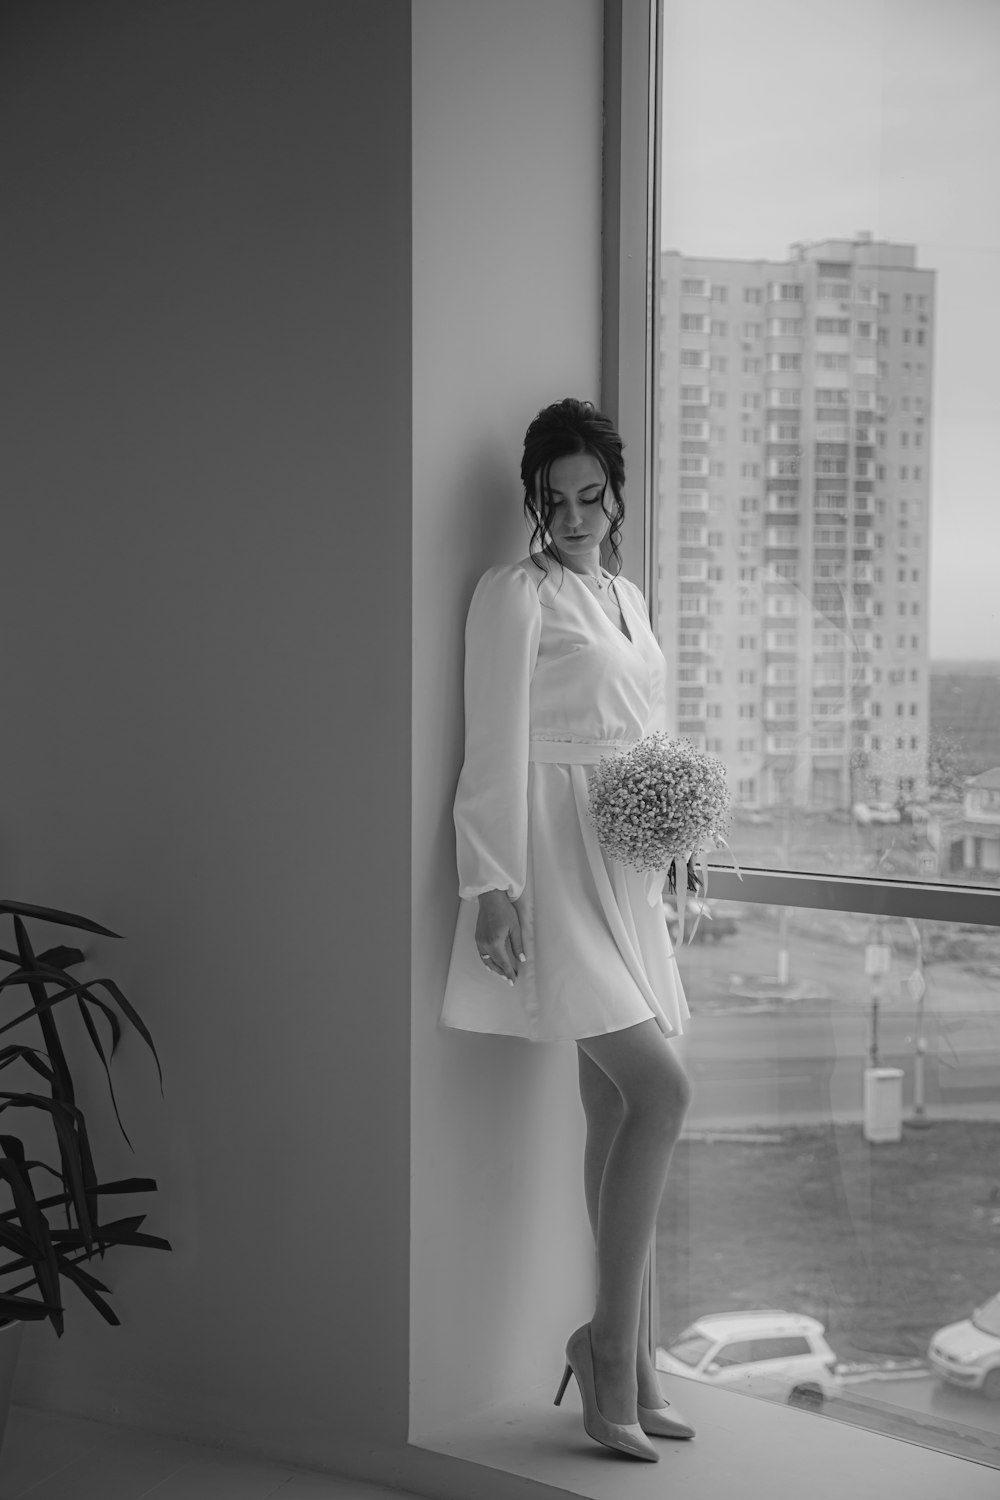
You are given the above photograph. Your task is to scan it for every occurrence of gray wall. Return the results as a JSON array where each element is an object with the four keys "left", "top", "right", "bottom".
[{"left": 3, "top": 0, "right": 412, "bottom": 1471}]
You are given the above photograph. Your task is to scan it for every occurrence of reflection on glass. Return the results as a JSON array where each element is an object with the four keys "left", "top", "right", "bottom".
[
  {"left": 653, "top": 0, "right": 1000, "bottom": 887},
  {"left": 655, "top": 898, "right": 1000, "bottom": 1467}
]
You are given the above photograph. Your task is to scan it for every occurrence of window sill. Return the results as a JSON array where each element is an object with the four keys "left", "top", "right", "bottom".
[{"left": 412, "top": 1372, "right": 997, "bottom": 1500}]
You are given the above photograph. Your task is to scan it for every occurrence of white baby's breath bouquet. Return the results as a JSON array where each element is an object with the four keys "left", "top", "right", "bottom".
[{"left": 587, "top": 732, "right": 741, "bottom": 943}]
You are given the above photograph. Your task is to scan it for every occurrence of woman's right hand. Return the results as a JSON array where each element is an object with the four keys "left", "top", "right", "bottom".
[{"left": 475, "top": 890, "right": 526, "bottom": 985}]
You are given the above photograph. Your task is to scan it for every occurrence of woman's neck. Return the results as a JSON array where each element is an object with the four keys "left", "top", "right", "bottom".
[{"left": 542, "top": 542, "right": 603, "bottom": 579}]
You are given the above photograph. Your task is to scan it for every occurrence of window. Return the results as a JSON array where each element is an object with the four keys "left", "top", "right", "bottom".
[{"left": 651, "top": 0, "right": 1000, "bottom": 1479}]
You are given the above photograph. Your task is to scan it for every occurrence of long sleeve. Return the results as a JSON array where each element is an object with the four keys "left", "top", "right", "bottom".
[{"left": 454, "top": 564, "right": 542, "bottom": 902}]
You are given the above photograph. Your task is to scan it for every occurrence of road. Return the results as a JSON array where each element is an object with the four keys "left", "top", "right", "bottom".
[
  {"left": 664, "top": 907, "right": 1000, "bottom": 1129},
  {"left": 659, "top": 934, "right": 1000, "bottom": 1470},
  {"left": 672, "top": 1009, "right": 1000, "bottom": 1130}
]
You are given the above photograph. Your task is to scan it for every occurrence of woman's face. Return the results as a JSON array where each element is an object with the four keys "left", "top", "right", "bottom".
[{"left": 536, "top": 451, "right": 611, "bottom": 559}]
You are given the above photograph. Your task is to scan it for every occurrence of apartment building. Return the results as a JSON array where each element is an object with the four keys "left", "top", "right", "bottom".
[{"left": 654, "top": 232, "right": 935, "bottom": 812}]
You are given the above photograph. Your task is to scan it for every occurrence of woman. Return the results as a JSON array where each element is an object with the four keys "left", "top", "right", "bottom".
[{"left": 439, "top": 398, "right": 695, "bottom": 1463}]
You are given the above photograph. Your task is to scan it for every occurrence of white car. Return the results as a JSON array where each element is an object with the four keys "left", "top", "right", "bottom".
[
  {"left": 868, "top": 801, "right": 902, "bottom": 824},
  {"left": 656, "top": 1309, "right": 842, "bottom": 1411},
  {"left": 927, "top": 1292, "right": 1000, "bottom": 1399}
]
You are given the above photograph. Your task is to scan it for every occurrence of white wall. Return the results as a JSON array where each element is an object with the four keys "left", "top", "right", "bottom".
[
  {"left": 3, "top": 0, "right": 414, "bottom": 1477},
  {"left": 410, "top": 0, "right": 605, "bottom": 1440}
]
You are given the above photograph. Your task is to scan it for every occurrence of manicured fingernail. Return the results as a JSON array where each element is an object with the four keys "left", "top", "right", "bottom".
[{"left": 519, "top": 952, "right": 526, "bottom": 961}]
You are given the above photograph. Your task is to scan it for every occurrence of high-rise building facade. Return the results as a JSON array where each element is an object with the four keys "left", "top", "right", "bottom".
[{"left": 654, "top": 234, "right": 935, "bottom": 813}]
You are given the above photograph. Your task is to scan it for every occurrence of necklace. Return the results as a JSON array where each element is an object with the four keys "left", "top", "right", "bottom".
[{"left": 541, "top": 546, "right": 608, "bottom": 589}]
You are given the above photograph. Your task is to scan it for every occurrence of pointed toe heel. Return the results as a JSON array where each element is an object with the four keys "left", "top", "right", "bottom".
[
  {"left": 637, "top": 1399, "right": 696, "bottom": 1439},
  {"left": 554, "top": 1323, "right": 659, "bottom": 1463}
]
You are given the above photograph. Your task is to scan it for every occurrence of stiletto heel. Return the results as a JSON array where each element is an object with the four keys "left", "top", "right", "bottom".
[{"left": 554, "top": 1323, "right": 659, "bottom": 1462}]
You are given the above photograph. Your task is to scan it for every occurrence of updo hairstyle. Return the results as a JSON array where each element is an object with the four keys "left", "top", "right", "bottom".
[{"left": 521, "top": 397, "right": 626, "bottom": 597}]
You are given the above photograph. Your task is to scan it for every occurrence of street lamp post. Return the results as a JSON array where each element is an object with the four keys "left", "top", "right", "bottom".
[
  {"left": 864, "top": 916, "right": 893, "bottom": 1067},
  {"left": 902, "top": 916, "right": 931, "bottom": 1131},
  {"left": 776, "top": 796, "right": 791, "bottom": 985}
]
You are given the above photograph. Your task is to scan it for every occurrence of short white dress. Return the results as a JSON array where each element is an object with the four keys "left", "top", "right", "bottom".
[{"left": 439, "top": 553, "right": 690, "bottom": 1044}]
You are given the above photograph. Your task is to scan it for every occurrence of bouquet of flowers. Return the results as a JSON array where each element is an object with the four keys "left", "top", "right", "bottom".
[{"left": 586, "top": 732, "right": 741, "bottom": 943}]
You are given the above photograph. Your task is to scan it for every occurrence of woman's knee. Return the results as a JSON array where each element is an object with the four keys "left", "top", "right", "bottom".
[
  {"left": 639, "top": 1056, "right": 691, "bottom": 1135},
  {"left": 667, "top": 1062, "right": 694, "bottom": 1125},
  {"left": 577, "top": 1018, "right": 692, "bottom": 1128}
]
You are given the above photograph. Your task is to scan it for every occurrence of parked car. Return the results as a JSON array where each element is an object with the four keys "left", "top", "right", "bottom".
[
  {"left": 662, "top": 899, "right": 738, "bottom": 943},
  {"left": 927, "top": 1291, "right": 1000, "bottom": 1399},
  {"left": 656, "top": 1309, "right": 842, "bottom": 1410},
  {"left": 868, "top": 802, "right": 902, "bottom": 825}
]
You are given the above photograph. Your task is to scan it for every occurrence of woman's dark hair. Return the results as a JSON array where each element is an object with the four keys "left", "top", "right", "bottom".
[{"left": 521, "top": 398, "right": 626, "bottom": 598}]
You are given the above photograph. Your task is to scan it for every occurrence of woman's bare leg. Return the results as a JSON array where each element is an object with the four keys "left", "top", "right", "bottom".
[
  {"left": 578, "top": 1046, "right": 663, "bottom": 1406},
  {"left": 576, "top": 1018, "right": 691, "bottom": 1426}
]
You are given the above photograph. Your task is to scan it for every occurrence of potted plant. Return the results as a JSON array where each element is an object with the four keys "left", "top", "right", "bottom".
[{"left": 0, "top": 899, "right": 170, "bottom": 1450}]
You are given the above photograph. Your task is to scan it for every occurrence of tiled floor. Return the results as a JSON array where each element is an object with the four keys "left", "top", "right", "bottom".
[{"left": 0, "top": 1406, "right": 427, "bottom": 1500}]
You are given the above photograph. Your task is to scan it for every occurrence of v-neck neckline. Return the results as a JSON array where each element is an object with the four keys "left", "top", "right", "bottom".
[{"left": 568, "top": 565, "right": 634, "bottom": 645}]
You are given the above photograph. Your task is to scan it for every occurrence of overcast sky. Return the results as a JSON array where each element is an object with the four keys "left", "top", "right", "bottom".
[{"left": 660, "top": 0, "right": 1000, "bottom": 660}]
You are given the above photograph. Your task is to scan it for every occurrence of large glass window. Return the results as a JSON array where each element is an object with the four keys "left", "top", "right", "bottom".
[
  {"left": 652, "top": 0, "right": 1000, "bottom": 1469},
  {"left": 655, "top": 0, "right": 1000, "bottom": 889}
]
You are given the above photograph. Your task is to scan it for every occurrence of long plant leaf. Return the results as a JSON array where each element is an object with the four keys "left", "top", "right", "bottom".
[
  {"left": 0, "top": 967, "right": 162, "bottom": 1096},
  {"left": 84, "top": 978, "right": 163, "bottom": 1093},
  {"left": 0, "top": 945, "right": 84, "bottom": 973},
  {"left": 0, "top": 1212, "right": 48, "bottom": 1260},
  {"left": 0, "top": 901, "right": 122, "bottom": 938},
  {"left": 0, "top": 1046, "right": 55, "bottom": 1086},
  {"left": 39, "top": 1255, "right": 117, "bottom": 1330},
  {"left": 54, "top": 1212, "right": 167, "bottom": 1245},
  {"left": 0, "top": 1176, "right": 160, "bottom": 1223},
  {"left": 0, "top": 1095, "right": 96, "bottom": 1251},
  {"left": 10, "top": 920, "right": 89, "bottom": 1237},
  {"left": 0, "top": 967, "right": 132, "bottom": 1151},
  {"left": 0, "top": 1160, "right": 62, "bottom": 1334},
  {"left": 0, "top": 1292, "right": 62, "bottom": 1322},
  {"left": 72, "top": 995, "right": 130, "bottom": 1150},
  {"left": 0, "top": 1140, "right": 62, "bottom": 1191}
]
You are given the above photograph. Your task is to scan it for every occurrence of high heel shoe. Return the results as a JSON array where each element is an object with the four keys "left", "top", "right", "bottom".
[
  {"left": 637, "top": 1398, "right": 696, "bottom": 1439},
  {"left": 553, "top": 1323, "right": 659, "bottom": 1462}
]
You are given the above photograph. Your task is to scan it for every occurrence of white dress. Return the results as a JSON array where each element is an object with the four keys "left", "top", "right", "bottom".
[{"left": 439, "top": 552, "right": 690, "bottom": 1044}]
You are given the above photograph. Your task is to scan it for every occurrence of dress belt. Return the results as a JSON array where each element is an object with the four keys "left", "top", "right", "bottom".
[
  {"left": 527, "top": 738, "right": 670, "bottom": 909},
  {"left": 528, "top": 738, "right": 640, "bottom": 764}
]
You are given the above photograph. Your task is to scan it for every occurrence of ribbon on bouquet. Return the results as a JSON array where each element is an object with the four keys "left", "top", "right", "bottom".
[{"left": 649, "top": 840, "right": 742, "bottom": 946}]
